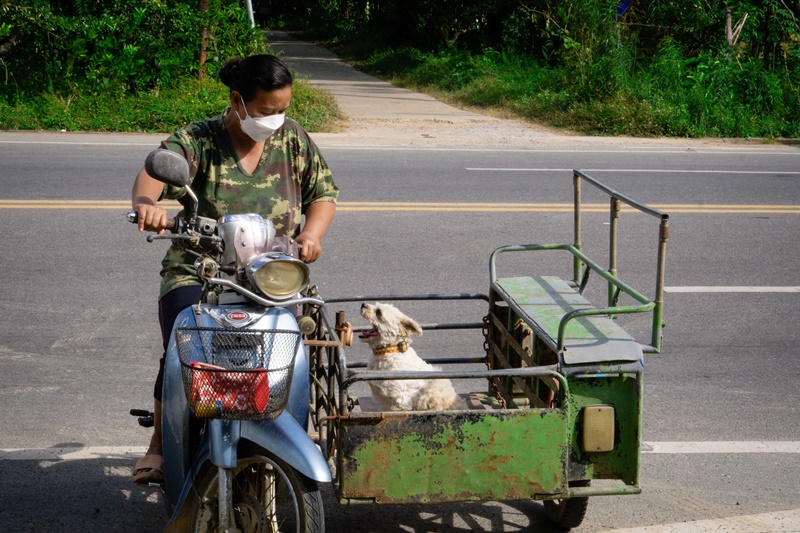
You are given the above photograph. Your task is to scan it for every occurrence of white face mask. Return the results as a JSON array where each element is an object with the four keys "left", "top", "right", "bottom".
[{"left": 237, "top": 97, "right": 285, "bottom": 142}]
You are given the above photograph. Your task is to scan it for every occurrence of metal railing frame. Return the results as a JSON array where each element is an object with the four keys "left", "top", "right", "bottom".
[
  {"left": 573, "top": 170, "right": 669, "bottom": 354},
  {"left": 489, "top": 171, "right": 669, "bottom": 354}
]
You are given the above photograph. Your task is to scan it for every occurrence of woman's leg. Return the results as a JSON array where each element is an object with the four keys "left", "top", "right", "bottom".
[{"left": 134, "top": 284, "right": 203, "bottom": 484}]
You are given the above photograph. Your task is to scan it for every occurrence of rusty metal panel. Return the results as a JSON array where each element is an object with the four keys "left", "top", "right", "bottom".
[
  {"left": 338, "top": 409, "right": 568, "bottom": 504},
  {"left": 567, "top": 376, "right": 641, "bottom": 485}
]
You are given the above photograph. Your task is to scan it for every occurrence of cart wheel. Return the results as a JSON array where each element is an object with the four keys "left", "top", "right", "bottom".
[{"left": 543, "top": 480, "right": 590, "bottom": 530}]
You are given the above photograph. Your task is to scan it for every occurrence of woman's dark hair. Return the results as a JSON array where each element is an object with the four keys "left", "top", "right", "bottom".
[{"left": 219, "top": 55, "right": 293, "bottom": 102}]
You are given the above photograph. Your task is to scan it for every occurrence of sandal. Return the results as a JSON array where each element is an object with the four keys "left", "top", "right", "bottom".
[{"left": 132, "top": 454, "right": 164, "bottom": 485}]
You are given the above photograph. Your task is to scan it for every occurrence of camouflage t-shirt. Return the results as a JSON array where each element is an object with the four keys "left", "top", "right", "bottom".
[{"left": 156, "top": 114, "right": 338, "bottom": 299}]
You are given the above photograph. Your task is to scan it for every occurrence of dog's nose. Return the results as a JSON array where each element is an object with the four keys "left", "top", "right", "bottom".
[{"left": 361, "top": 303, "right": 368, "bottom": 310}]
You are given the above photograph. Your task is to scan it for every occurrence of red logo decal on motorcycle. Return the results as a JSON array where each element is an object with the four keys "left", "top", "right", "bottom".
[{"left": 227, "top": 311, "right": 249, "bottom": 321}]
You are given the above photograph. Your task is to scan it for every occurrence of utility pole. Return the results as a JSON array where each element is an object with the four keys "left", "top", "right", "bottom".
[
  {"left": 245, "top": 0, "right": 255, "bottom": 28},
  {"left": 199, "top": 0, "right": 210, "bottom": 79},
  {"left": 725, "top": 7, "right": 733, "bottom": 47}
]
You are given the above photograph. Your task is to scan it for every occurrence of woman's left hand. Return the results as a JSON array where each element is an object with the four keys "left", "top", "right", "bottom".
[
  {"left": 296, "top": 201, "right": 336, "bottom": 263},
  {"left": 296, "top": 232, "right": 322, "bottom": 263}
]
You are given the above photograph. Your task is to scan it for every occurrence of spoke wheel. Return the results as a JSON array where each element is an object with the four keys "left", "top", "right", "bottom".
[
  {"left": 191, "top": 454, "right": 324, "bottom": 533},
  {"left": 543, "top": 480, "right": 590, "bottom": 530},
  {"left": 234, "top": 493, "right": 266, "bottom": 532}
]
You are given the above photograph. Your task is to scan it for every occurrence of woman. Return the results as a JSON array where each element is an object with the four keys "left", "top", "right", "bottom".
[{"left": 130, "top": 54, "right": 338, "bottom": 485}]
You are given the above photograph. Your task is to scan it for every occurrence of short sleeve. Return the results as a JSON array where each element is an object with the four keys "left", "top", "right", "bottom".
[
  {"left": 295, "top": 128, "right": 339, "bottom": 209},
  {"left": 157, "top": 122, "right": 208, "bottom": 201}
]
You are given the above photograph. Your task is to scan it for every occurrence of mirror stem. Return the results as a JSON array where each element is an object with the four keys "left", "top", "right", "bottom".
[{"left": 184, "top": 187, "right": 200, "bottom": 224}]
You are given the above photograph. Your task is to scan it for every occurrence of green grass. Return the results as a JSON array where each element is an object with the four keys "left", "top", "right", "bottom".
[
  {"left": 330, "top": 41, "right": 800, "bottom": 139},
  {"left": 0, "top": 77, "right": 342, "bottom": 134},
  {"left": 3, "top": 26, "right": 797, "bottom": 139}
]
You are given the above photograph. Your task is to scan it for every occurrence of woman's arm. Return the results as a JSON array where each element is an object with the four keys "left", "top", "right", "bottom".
[
  {"left": 296, "top": 201, "right": 336, "bottom": 263},
  {"left": 131, "top": 168, "right": 169, "bottom": 233}
]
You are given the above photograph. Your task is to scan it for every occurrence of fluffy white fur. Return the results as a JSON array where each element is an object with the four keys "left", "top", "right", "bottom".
[{"left": 359, "top": 302, "right": 457, "bottom": 411}]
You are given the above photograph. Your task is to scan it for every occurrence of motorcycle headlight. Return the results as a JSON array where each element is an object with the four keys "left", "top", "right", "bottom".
[{"left": 246, "top": 253, "right": 309, "bottom": 300}]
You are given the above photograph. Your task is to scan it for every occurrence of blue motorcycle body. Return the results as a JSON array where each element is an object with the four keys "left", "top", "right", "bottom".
[{"left": 160, "top": 304, "right": 331, "bottom": 529}]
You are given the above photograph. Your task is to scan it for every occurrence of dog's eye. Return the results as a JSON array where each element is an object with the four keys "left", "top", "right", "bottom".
[{"left": 375, "top": 308, "right": 383, "bottom": 320}]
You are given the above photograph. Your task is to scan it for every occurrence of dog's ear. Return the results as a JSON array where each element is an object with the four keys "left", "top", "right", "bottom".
[{"left": 400, "top": 317, "right": 423, "bottom": 336}]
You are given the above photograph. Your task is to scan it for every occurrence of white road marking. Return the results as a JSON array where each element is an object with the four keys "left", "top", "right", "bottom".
[
  {"left": 607, "top": 508, "right": 800, "bottom": 532},
  {"left": 0, "top": 140, "right": 156, "bottom": 146},
  {"left": 665, "top": 287, "right": 800, "bottom": 293},
  {"left": 340, "top": 147, "right": 800, "bottom": 155},
  {"left": 642, "top": 441, "right": 800, "bottom": 453},
  {"left": 0, "top": 446, "right": 146, "bottom": 461},
  {"left": 3, "top": 442, "right": 800, "bottom": 461},
  {"left": 6, "top": 200, "right": 799, "bottom": 215},
  {"left": 467, "top": 167, "right": 800, "bottom": 174},
  {"left": 2, "top": 139, "right": 799, "bottom": 155}
]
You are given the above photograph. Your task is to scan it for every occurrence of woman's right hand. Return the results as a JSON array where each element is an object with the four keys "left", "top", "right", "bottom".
[
  {"left": 132, "top": 167, "right": 170, "bottom": 233},
  {"left": 134, "top": 204, "right": 169, "bottom": 234}
]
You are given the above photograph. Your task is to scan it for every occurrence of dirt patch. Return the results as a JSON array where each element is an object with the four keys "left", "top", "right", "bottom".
[{"left": 314, "top": 117, "right": 787, "bottom": 151}]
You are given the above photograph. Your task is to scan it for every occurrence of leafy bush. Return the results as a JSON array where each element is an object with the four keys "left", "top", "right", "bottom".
[
  {"left": 0, "top": 0, "right": 266, "bottom": 102},
  {"left": 281, "top": 0, "right": 800, "bottom": 138},
  {"left": 345, "top": 40, "right": 799, "bottom": 138},
  {"left": 0, "top": 76, "right": 341, "bottom": 133},
  {"left": 0, "top": 1, "right": 341, "bottom": 132}
]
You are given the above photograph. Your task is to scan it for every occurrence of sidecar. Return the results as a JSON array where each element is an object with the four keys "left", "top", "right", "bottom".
[{"left": 303, "top": 171, "right": 669, "bottom": 529}]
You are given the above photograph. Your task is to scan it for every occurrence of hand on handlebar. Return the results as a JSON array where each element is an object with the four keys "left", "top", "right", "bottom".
[
  {"left": 296, "top": 232, "right": 322, "bottom": 263},
  {"left": 134, "top": 204, "right": 169, "bottom": 234}
]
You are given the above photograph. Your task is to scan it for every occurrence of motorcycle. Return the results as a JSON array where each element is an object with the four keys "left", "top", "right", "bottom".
[{"left": 129, "top": 148, "right": 330, "bottom": 532}]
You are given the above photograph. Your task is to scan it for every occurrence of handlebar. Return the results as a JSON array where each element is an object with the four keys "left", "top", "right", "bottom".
[
  {"left": 127, "top": 210, "right": 221, "bottom": 247},
  {"left": 207, "top": 276, "right": 324, "bottom": 308},
  {"left": 126, "top": 210, "right": 317, "bottom": 309}
]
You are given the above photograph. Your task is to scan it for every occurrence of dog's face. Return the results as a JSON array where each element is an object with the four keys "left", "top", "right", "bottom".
[{"left": 359, "top": 302, "right": 423, "bottom": 346}]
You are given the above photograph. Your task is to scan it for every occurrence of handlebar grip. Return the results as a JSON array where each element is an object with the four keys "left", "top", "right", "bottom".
[{"left": 126, "top": 210, "right": 179, "bottom": 233}]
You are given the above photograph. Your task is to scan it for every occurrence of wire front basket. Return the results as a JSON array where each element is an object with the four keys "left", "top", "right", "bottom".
[{"left": 175, "top": 327, "right": 300, "bottom": 420}]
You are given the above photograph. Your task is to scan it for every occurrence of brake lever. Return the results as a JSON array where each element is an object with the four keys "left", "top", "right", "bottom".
[
  {"left": 146, "top": 233, "right": 223, "bottom": 247},
  {"left": 146, "top": 234, "right": 179, "bottom": 243}
]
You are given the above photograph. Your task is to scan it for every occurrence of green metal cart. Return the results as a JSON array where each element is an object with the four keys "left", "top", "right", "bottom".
[{"left": 302, "top": 171, "right": 670, "bottom": 530}]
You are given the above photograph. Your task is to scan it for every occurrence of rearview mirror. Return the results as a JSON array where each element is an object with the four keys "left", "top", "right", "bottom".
[{"left": 144, "top": 149, "right": 190, "bottom": 188}]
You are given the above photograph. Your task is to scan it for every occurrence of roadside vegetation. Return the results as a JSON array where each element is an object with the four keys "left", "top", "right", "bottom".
[
  {"left": 280, "top": 0, "right": 800, "bottom": 139},
  {"left": 0, "top": 0, "right": 341, "bottom": 133}
]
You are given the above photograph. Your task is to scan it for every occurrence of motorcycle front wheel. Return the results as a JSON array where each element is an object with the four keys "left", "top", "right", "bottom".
[{"left": 190, "top": 453, "right": 324, "bottom": 533}]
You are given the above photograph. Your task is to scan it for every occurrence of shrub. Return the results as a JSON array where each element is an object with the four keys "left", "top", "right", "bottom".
[{"left": 0, "top": 0, "right": 265, "bottom": 102}]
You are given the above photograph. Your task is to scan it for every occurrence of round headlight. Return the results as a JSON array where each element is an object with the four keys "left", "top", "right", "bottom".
[{"left": 246, "top": 254, "right": 309, "bottom": 300}]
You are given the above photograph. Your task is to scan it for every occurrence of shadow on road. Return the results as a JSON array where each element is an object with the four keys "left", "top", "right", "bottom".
[
  {"left": 0, "top": 443, "right": 165, "bottom": 532},
  {"left": 0, "top": 443, "right": 566, "bottom": 532},
  {"left": 323, "top": 484, "right": 566, "bottom": 533}
]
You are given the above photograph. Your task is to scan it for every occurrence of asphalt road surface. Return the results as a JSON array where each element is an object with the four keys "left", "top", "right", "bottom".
[{"left": 1, "top": 131, "right": 799, "bottom": 532}]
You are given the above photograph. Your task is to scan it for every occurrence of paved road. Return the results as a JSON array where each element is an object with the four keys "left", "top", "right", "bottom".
[
  {"left": 2, "top": 28, "right": 799, "bottom": 533},
  {"left": 1, "top": 130, "right": 799, "bottom": 531},
  {"left": 267, "top": 30, "right": 496, "bottom": 122}
]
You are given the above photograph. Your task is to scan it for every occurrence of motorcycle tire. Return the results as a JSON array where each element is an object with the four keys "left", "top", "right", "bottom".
[{"left": 189, "top": 453, "right": 324, "bottom": 533}]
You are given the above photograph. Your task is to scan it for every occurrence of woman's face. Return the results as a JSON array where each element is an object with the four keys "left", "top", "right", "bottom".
[{"left": 232, "top": 85, "right": 292, "bottom": 119}]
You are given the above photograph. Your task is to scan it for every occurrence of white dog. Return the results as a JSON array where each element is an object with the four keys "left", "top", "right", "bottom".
[{"left": 359, "top": 302, "right": 457, "bottom": 411}]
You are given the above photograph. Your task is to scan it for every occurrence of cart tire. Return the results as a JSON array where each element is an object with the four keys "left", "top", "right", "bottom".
[
  {"left": 543, "top": 480, "right": 590, "bottom": 530},
  {"left": 189, "top": 453, "right": 324, "bottom": 533}
]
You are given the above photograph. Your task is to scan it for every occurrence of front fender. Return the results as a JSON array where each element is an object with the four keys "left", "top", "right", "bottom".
[{"left": 241, "top": 411, "right": 332, "bottom": 483}]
